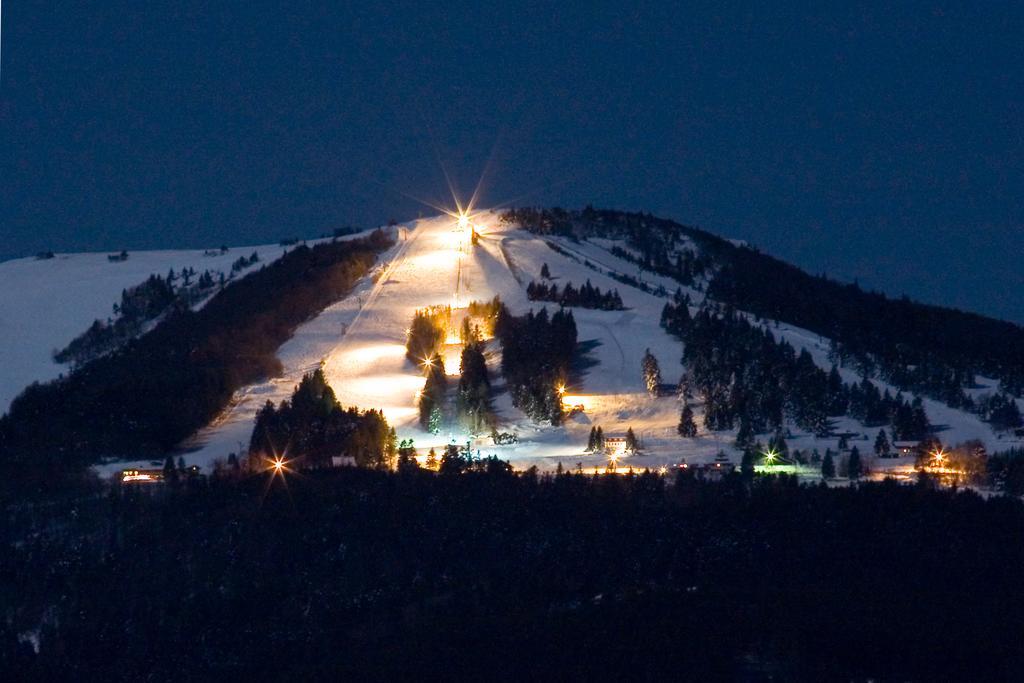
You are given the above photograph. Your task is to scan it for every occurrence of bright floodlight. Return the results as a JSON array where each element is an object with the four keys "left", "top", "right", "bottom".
[
  {"left": 457, "top": 213, "right": 470, "bottom": 230},
  {"left": 764, "top": 448, "right": 777, "bottom": 465}
]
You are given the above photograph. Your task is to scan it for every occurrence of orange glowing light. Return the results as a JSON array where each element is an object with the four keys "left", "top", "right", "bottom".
[
  {"left": 267, "top": 455, "right": 291, "bottom": 476},
  {"left": 606, "top": 451, "right": 621, "bottom": 472},
  {"left": 121, "top": 469, "right": 158, "bottom": 483}
]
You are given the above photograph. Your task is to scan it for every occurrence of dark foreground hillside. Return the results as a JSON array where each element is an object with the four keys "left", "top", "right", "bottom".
[{"left": 4, "top": 469, "right": 1023, "bottom": 681}]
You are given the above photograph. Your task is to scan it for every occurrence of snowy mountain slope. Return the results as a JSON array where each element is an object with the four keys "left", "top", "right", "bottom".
[
  {"left": 7, "top": 211, "right": 1020, "bottom": 477},
  {"left": 0, "top": 243, "right": 290, "bottom": 412},
  {"left": 129, "top": 234, "right": 409, "bottom": 477},
  {"left": 120, "top": 212, "right": 1023, "bottom": 475},
  {"left": 170, "top": 213, "right": 697, "bottom": 472},
  {"left": 482, "top": 227, "right": 724, "bottom": 470},
  {"left": 765, "top": 321, "right": 1020, "bottom": 453},
  {"left": 174, "top": 216, "right": 511, "bottom": 472},
  {"left": 0, "top": 234, "right": 385, "bottom": 415}
]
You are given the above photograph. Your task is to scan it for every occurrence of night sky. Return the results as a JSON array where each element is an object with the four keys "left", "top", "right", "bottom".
[{"left": 2, "top": 2, "right": 1022, "bottom": 321}]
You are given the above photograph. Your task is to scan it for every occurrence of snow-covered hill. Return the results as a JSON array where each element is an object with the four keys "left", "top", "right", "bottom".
[
  {"left": 176, "top": 213, "right": 1024, "bottom": 476},
  {"left": 4, "top": 213, "right": 1021, "bottom": 477}
]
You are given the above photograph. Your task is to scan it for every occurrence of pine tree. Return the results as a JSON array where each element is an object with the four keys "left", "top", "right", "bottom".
[
  {"left": 439, "top": 444, "right": 466, "bottom": 474},
  {"left": 677, "top": 404, "right": 697, "bottom": 437},
  {"left": 163, "top": 455, "right": 179, "bottom": 485},
  {"left": 385, "top": 427, "right": 398, "bottom": 467},
  {"left": 848, "top": 446, "right": 863, "bottom": 480},
  {"left": 540, "top": 263, "right": 551, "bottom": 279},
  {"left": 641, "top": 349, "right": 662, "bottom": 395},
  {"left": 768, "top": 430, "right": 788, "bottom": 457},
  {"left": 625, "top": 427, "right": 639, "bottom": 454},
  {"left": 740, "top": 449, "right": 755, "bottom": 478},
  {"left": 586, "top": 426, "right": 598, "bottom": 451},
  {"left": 397, "top": 448, "right": 419, "bottom": 473},
  {"left": 822, "top": 451, "right": 836, "bottom": 479},
  {"left": 874, "top": 428, "right": 891, "bottom": 458},
  {"left": 677, "top": 372, "right": 691, "bottom": 399},
  {"left": 734, "top": 417, "right": 754, "bottom": 449},
  {"left": 428, "top": 406, "right": 442, "bottom": 435},
  {"left": 396, "top": 439, "right": 418, "bottom": 472},
  {"left": 596, "top": 426, "right": 605, "bottom": 452},
  {"left": 425, "top": 448, "right": 438, "bottom": 470}
]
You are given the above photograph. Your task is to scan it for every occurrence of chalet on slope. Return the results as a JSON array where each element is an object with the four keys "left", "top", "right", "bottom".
[{"left": 604, "top": 435, "right": 628, "bottom": 456}]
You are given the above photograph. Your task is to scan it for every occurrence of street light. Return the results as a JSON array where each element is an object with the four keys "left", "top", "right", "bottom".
[
  {"left": 607, "top": 451, "right": 620, "bottom": 473},
  {"left": 763, "top": 448, "right": 778, "bottom": 467},
  {"left": 267, "top": 455, "right": 290, "bottom": 476}
]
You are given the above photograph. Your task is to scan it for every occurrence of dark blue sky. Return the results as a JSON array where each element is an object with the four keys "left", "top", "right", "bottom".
[{"left": 2, "top": 2, "right": 1022, "bottom": 321}]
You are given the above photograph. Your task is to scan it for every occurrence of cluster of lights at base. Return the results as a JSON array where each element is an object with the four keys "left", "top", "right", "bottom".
[
  {"left": 924, "top": 448, "right": 967, "bottom": 477},
  {"left": 121, "top": 469, "right": 159, "bottom": 483}
]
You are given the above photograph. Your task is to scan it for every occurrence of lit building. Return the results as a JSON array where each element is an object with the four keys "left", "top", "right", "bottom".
[
  {"left": 120, "top": 468, "right": 163, "bottom": 484},
  {"left": 893, "top": 441, "right": 921, "bottom": 456},
  {"left": 604, "top": 435, "right": 628, "bottom": 456},
  {"left": 120, "top": 465, "right": 200, "bottom": 484}
]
